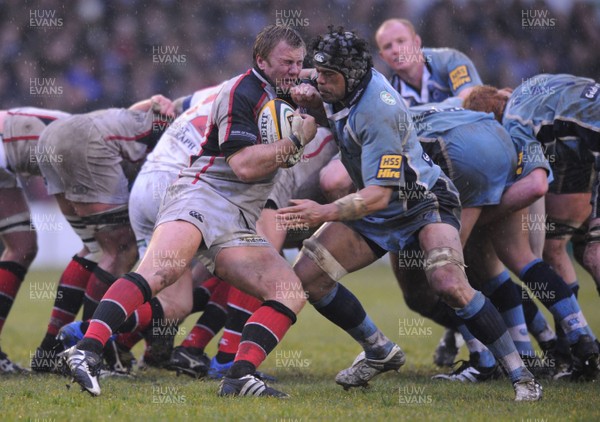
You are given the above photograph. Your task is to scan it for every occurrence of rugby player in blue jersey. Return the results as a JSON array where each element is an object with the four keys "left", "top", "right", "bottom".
[
  {"left": 282, "top": 27, "right": 541, "bottom": 401},
  {"left": 465, "top": 75, "right": 600, "bottom": 380}
]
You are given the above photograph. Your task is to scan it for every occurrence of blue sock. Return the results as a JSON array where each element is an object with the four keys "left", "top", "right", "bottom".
[
  {"left": 483, "top": 271, "right": 534, "bottom": 356},
  {"left": 456, "top": 324, "right": 496, "bottom": 368},
  {"left": 458, "top": 291, "right": 529, "bottom": 383},
  {"left": 520, "top": 259, "right": 592, "bottom": 345},
  {"left": 312, "top": 283, "right": 392, "bottom": 358}
]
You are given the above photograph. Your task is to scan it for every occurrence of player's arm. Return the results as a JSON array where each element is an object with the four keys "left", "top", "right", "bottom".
[
  {"left": 446, "top": 49, "right": 483, "bottom": 98},
  {"left": 277, "top": 185, "right": 392, "bottom": 226},
  {"left": 128, "top": 94, "right": 176, "bottom": 117},
  {"left": 227, "top": 113, "right": 317, "bottom": 182}
]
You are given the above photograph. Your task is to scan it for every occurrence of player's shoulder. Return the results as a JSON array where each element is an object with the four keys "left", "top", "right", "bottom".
[
  {"left": 424, "top": 47, "right": 474, "bottom": 67},
  {"left": 364, "top": 70, "right": 406, "bottom": 110},
  {"left": 353, "top": 70, "right": 407, "bottom": 128}
]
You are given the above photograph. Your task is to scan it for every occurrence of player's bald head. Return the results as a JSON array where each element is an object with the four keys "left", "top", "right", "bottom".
[{"left": 375, "top": 19, "right": 417, "bottom": 44}]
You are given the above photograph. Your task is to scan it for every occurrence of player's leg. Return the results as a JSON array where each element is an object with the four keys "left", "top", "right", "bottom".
[
  {"left": 211, "top": 244, "right": 307, "bottom": 397},
  {"left": 32, "top": 194, "right": 98, "bottom": 372},
  {"left": 293, "top": 222, "right": 405, "bottom": 389},
  {"left": 0, "top": 187, "right": 37, "bottom": 373},
  {"left": 62, "top": 220, "right": 201, "bottom": 395},
  {"left": 208, "top": 287, "right": 264, "bottom": 379},
  {"left": 491, "top": 208, "right": 599, "bottom": 380},
  {"left": 167, "top": 274, "right": 229, "bottom": 377},
  {"left": 527, "top": 197, "right": 546, "bottom": 258},
  {"left": 419, "top": 222, "right": 541, "bottom": 399},
  {"left": 72, "top": 203, "right": 138, "bottom": 320},
  {"left": 543, "top": 198, "right": 590, "bottom": 288}
]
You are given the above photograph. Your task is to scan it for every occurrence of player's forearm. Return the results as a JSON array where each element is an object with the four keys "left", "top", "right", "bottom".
[
  {"left": 228, "top": 138, "right": 299, "bottom": 182},
  {"left": 331, "top": 185, "right": 392, "bottom": 221}
]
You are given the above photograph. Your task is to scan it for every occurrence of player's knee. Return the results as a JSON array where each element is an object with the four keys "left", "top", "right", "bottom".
[
  {"left": 1, "top": 233, "right": 38, "bottom": 267},
  {"left": 424, "top": 247, "right": 467, "bottom": 300},
  {"left": 295, "top": 237, "right": 344, "bottom": 299}
]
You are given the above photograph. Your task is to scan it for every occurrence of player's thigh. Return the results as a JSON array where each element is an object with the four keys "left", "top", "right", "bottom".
[
  {"left": 545, "top": 192, "right": 592, "bottom": 225},
  {"left": 136, "top": 220, "right": 202, "bottom": 296}
]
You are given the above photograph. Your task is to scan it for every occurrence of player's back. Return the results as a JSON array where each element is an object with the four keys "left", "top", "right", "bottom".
[
  {"left": 409, "top": 98, "right": 494, "bottom": 136},
  {"left": 3, "top": 107, "right": 70, "bottom": 176},
  {"left": 143, "top": 83, "right": 225, "bottom": 173},
  {"left": 505, "top": 74, "right": 598, "bottom": 142}
]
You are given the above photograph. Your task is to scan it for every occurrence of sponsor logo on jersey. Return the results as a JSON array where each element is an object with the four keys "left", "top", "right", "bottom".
[
  {"left": 380, "top": 91, "right": 397, "bottom": 105},
  {"left": 449, "top": 65, "right": 471, "bottom": 91},
  {"left": 376, "top": 155, "right": 402, "bottom": 179},
  {"left": 189, "top": 210, "right": 204, "bottom": 222},
  {"left": 581, "top": 83, "right": 600, "bottom": 100}
]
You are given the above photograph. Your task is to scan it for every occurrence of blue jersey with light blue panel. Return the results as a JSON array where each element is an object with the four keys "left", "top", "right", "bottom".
[
  {"left": 410, "top": 99, "right": 517, "bottom": 207},
  {"left": 325, "top": 69, "right": 461, "bottom": 252},
  {"left": 390, "top": 48, "right": 482, "bottom": 106}
]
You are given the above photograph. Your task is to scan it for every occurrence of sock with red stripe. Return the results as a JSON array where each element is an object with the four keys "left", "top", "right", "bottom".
[
  {"left": 43, "top": 256, "right": 95, "bottom": 349},
  {"left": 78, "top": 272, "right": 152, "bottom": 354},
  {"left": 191, "top": 276, "right": 222, "bottom": 313},
  {"left": 216, "top": 287, "right": 262, "bottom": 363},
  {"left": 181, "top": 280, "right": 229, "bottom": 350},
  {"left": 228, "top": 300, "right": 296, "bottom": 378},
  {"left": 81, "top": 266, "right": 117, "bottom": 321},
  {"left": 0, "top": 261, "right": 27, "bottom": 335},
  {"left": 118, "top": 301, "right": 153, "bottom": 333}
]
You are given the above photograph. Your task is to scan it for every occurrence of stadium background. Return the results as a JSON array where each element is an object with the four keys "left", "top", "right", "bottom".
[{"left": 2, "top": 0, "right": 599, "bottom": 267}]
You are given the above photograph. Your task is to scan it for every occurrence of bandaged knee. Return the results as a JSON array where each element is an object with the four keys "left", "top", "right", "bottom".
[
  {"left": 296, "top": 236, "right": 347, "bottom": 281},
  {"left": 424, "top": 247, "right": 466, "bottom": 279}
]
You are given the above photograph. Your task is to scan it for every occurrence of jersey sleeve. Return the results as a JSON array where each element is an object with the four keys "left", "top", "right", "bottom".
[
  {"left": 444, "top": 49, "right": 482, "bottom": 95},
  {"left": 353, "top": 93, "right": 408, "bottom": 189},
  {"left": 214, "top": 90, "right": 260, "bottom": 159}
]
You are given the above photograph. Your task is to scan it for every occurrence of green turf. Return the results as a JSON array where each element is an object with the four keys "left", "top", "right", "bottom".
[{"left": 1, "top": 264, "right": 600, "bottom": 421}]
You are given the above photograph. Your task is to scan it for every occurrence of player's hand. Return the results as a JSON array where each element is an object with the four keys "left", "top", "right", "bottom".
[
  {"left": 291, "top": 83, "right": 323, "bottom": 109},
  {"left": 277, "top": 199, "right": 334, "bottom": 227},
  {"left": 291, "top": 112, "right": 317, "bottom": 146},
  {"left": 150, "top": 94, "right": 176, "bottom": 118}
]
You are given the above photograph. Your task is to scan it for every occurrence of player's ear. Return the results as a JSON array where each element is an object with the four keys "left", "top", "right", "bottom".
[
  {"left": 414, "top": 34, "right": 422, "bottom": 49},
  {"left": 256, "top": 55, "right": 268, "bottom": 71}
]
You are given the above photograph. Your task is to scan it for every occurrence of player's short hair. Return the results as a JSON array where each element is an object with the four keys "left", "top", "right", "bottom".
[
  {"left": 253, "top": 25, "right": 306, "bottom": 66},
  {"left": 375, "top": 18, "right": 417, "bottom": 42},
  {"left": 311, "top": 26, "right": 373, "bottom": 96},
  {"left": 463, "top": 85, "right": 509, "bottom": 122}
]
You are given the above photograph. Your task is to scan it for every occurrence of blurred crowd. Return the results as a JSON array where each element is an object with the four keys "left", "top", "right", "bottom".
[{"left": 0, "top": 0, "right": 598, "bottom": 112}]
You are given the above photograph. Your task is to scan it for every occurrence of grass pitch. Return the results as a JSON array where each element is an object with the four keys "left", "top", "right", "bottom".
[{"left": 1, "top": 264, "right": 600, "bottom": 421}]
